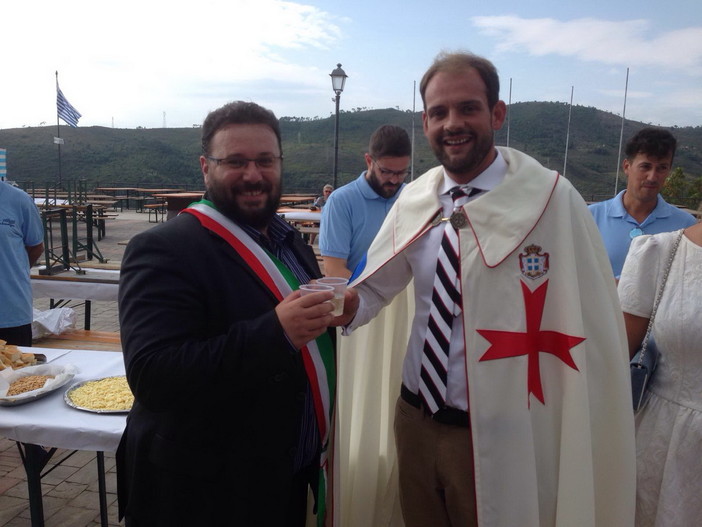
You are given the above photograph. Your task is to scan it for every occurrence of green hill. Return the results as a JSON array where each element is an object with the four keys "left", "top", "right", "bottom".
[{"left": 2, "top": 103, "right": 701, "bottom": 202}]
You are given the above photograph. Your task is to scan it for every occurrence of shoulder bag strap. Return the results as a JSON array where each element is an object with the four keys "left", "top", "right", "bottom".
[{"left": 637, "top": 229, "right": 684, "bottom": 363}]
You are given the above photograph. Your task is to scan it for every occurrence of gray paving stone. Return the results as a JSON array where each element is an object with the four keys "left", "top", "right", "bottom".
[
  {"left": 45, "top": 505, "right": 103, "bottom": 527},
  {"left": 3, "top": 211, "right": 158, "bottom": 527},
  {"left": 46, "top": 481, "right": 89, "bottom": 501},
  {"left": 0, "top": 495, "right": 27, "bottom": 525}
]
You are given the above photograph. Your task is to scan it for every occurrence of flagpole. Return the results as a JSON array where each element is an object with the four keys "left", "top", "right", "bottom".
[
  {"left": 614, "top": 67, "right": 629, "bottom": 196},
  {"left": 411, "top": 80, "right": 416, "bottom": 181},
  {"left": 563, "top": 85, "right": 574, "bottom": 178},
  {"left": 506, "top": 77, "right": 512, "bottom": 148},
  {"left": 55, "top": 71, "right": 63, "bottom": 187}
]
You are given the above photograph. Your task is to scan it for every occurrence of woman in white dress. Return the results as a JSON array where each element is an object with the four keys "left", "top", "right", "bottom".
[{"left": 618, "top": 222, "right": 702, "bottom": 527}]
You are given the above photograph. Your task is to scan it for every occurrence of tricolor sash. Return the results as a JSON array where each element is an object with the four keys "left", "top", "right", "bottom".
[{"left": 182, "top": 201, "right": 335, "bottom": 526}]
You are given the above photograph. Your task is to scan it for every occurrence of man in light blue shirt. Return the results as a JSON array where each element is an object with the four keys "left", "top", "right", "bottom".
[
  {"left": 320, "top": 125, "right": 411, "bottom": 278},
  {"left": 589, "top": 128, "right": 696, "bottom": 278},
  {"left": 0, "top": 182, "right": 44, "bottom": 346}
]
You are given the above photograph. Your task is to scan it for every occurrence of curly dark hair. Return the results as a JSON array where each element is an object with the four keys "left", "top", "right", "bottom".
[
  {"left": 201, "top": 101, "right": 281, "bottom": 155},
  {"left": 625, "top": 127, "right": 677, "bottom": 162}
]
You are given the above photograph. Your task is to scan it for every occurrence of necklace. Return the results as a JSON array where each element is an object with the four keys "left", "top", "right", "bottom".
[{"left": 629, "top": 227, "right": 643, "bottom": 239}]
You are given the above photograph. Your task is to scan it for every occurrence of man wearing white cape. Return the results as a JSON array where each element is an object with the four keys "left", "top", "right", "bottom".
[{"left": 336, "top": 52, "right": 635, "bottom": 526}]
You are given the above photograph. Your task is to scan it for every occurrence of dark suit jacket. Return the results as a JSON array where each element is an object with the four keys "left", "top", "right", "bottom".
[{"left": 116, "top": 212, "right": 329, "bottom": 526}]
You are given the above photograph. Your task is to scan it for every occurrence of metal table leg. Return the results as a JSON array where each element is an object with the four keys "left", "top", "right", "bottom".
[
  {"left": 96, "top": 452, "right": 108, "bottom": 527},
  {"left": 16, "top": 444, "right": 110, "bottom": 527},
  {"left": 16, "top": 442, "right": 57, "bottom": 527}
]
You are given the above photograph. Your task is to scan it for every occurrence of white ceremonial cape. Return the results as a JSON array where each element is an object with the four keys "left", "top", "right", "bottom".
[
  {"left": 341, "top": 147, "right": 636, "bottom": 526},
  {"left": 334, "top": 287, "right": 413, "bottom": 527}
]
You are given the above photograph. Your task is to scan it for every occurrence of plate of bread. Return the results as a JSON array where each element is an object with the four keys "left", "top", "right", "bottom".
[{"left": 0, "top": 340, "right": 46, "bottom": 371}]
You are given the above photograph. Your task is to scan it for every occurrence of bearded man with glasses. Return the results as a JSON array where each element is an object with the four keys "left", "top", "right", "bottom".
[
  {"left": 320, "top": 124, "right": 412, "bottom": 278},
  {"left": 117, "top": 101, "right": 348, "bottom": 526}
]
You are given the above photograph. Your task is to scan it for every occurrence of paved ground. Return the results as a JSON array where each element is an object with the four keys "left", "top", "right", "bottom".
[
  {"left": 3, "top": 204, "right": 323, "bottom": 526},
  {"left": 2, "top": 208, "right": 155, "bottom": 527},
  {"left": 32, "top": 208, "right": 156, "bottom": 334},
  {"left": 0, "top": 440, "right": 119, "bottom": 527}
]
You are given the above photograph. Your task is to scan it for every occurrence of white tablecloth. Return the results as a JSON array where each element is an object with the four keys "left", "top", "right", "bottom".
[
  {"left": 34, "top": 198, "right": 68, "bottom": 206},
  {"left": 31, "top": 269, "right": 120, "bottom": 302},
  {"left": 277, "top": 211, "right": 321, "bottom": 222},
  {"left": 0, "top": 348, "right": 127, "bottom": 452}
]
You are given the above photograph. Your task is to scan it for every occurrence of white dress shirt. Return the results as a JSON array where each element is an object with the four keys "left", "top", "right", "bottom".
[{"left": 348, "top": 151, "right": 507, "bottom": 411}]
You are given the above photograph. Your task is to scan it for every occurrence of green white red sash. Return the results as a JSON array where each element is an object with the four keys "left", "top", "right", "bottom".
[{"left": 182, "top": 201, "right": 335, "bottom": 526}]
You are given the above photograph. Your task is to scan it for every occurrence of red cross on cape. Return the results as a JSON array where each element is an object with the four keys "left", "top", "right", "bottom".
[{"left": 477, "top": 280, "right": 585, "bottom": 406}]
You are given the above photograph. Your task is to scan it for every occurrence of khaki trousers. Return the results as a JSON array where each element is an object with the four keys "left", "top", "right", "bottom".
[{"left": 394, "top": 396, "right": 477, "bottom": 527}]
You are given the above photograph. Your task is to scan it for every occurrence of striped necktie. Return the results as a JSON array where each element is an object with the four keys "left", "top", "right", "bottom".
[{"left": 419, "top": 186, "right": 481, "bottom": 414}]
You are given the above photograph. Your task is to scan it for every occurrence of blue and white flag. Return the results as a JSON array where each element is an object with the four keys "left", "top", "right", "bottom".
[
  {"left": 0, "top": 148, "right": 6, "bottom": 181},
  {"left": 57, "top": 87, "right": 82, "bottom": 127}
]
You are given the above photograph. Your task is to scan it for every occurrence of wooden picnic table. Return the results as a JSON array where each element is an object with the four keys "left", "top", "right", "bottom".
[
  {"left": 94, "top": 187, "right": 140, "bottom": 210},
  {"left": 153, "top": 191, "right": 205, "bottom": 220},
  {"left": 277, "top": 207, "right": 321, "bottom": 244},
  {"left": 94, "top": 187, "right": 139, "bottom": 192},
  {"left": 277, "top": 207, "right": 321, "bottom": 223},
  {"left": 280, "top": 195, "right": 316, "bottom": 207},
  {"left": 133, "top": 187, "right": 183, "bottom": 194}
]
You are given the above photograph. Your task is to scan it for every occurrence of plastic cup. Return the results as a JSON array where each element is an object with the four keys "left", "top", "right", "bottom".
[
  {"left": 316, "top": 277, "right": 348, "bottom": 316},
  {"left": 299, "top": 283, "right": 334, "bottom": 306}
]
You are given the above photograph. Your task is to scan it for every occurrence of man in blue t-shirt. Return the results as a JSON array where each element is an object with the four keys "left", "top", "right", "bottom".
[
  {"left": 319, "top": 125, "right": 411, "bottom": 278},
  {"left": 0, "top": 182, "right": 44, "bottom": 346},
  {"left": 589, "top": 127, "right": 696, "bottom": 279}
]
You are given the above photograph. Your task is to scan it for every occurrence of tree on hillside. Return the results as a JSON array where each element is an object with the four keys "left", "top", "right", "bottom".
[
  {"left": 663, "top": 167, "right": 687, "bottom": 201},
  {"left": 662, "top": 167, "right": 702, "bottom": 209}
]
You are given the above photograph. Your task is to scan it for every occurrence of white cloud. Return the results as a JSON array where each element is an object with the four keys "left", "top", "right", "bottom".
[
  {"left": 471, "top": 15, "right": 702, "bottom": 75},
  {"left": 0, "top": 0, "right": 344, "bottom": 128}
]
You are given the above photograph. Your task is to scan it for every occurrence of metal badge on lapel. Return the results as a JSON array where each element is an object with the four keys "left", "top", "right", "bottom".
[
  {"left": 430, "top": 211, "right": 468, "bottom": 229},
  {"left": 450, "top": 210, "right": 468, "bottom": 229},
  {"left": 519, "top": 244, "right": 550, "bottom": 280}
]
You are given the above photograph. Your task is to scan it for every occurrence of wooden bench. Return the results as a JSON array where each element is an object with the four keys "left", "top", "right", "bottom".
[
  {"left": 144, "top": 202, "right": 166, "bottom": 223},
  {"left": 86, "top": 200, "right": 118, "bottom": 210},
  {"left": 113, "top": 196, "right": 129, "bottom": 211},
  {"left": 91, "top": 211, "right": 118, "bottom": 239},
  {"left": 294, "top": 224, "right": 319, "bottom": 245},
  {"left": 35, "top": 329, "right": 122, "bottom": 352},
  {"left": 131, "top": 196, "right": 147, "bottom": 212}
]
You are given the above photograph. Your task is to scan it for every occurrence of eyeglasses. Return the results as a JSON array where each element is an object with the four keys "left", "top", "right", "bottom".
[
  {"left": 205, "top": 155, "right": 283, "bottom": 170},
  {"left": 372, "top": 159, "right": 410, "bottom": 178}
]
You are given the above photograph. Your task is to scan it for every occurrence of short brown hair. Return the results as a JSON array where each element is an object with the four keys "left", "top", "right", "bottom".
[
  {"left": 419, "top": 51, "right": 500, "bottom": 110},
  {"left": 625, "top": 127, "right": 677, "bottom": 162},
  {"left": 368, "top": 125, "right": 411, "bottom": 159},
  {"left": 201, "top": 101, "right": 282, "bottom": 155}
]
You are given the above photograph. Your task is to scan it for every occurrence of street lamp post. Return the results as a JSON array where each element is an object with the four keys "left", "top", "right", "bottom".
[{"left": 330, "top": 63, "right": 347, "bottom": 189}]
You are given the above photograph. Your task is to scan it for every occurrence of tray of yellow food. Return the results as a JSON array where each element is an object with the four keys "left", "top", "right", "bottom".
[
  {"left": 64, "top": 376, "right": 133, "bottom": 414},
  {"left": 0, "top": 364, "right": 77, "bottom": 406},
  {"left": 0, "top": 339, "right": 46, "bottom": 371}
]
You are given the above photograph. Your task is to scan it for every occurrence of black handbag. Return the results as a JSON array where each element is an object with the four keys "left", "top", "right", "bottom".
[
  {"left": 631, "top": 335, "right": 660, "bottom": 412},
  {"left": 629, "top": 230, "right": 683, "bottom": 412}
]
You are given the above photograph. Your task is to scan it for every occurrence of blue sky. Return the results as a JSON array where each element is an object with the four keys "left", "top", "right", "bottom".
[{"left": 1, "top": 0, "right": 700, "bottom": 129}]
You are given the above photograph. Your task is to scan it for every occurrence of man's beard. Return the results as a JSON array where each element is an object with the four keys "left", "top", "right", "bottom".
[
  {"left": 367, "top": 167, "right": 402, "bottom": 199},
  {"left": 431, "top": 128, "right": 494, "bottom": 177},
  {"left": 207, "top": 180, "right": 282, "bottom": 229}
]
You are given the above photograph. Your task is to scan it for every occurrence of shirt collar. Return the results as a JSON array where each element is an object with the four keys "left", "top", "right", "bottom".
[
  {"left": 439, "top": 149, "right": 507, "bottom": 195},
  {"left": 239, "top": 214, "right": 296, "bottom": 251},
  {"left": 612, "top": 190, "right": 672, "bottom": 222},
  {"left": 358, "top": 171, "right": 405, "bottom": 201}
]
